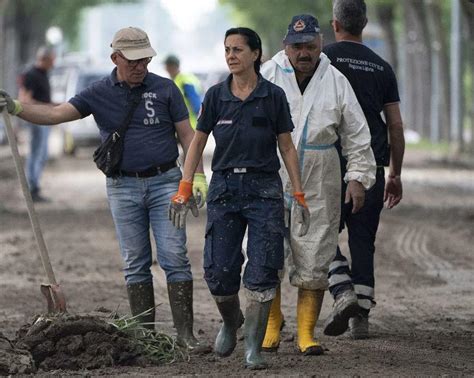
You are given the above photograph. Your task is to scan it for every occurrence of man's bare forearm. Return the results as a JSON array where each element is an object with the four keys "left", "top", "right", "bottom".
[{"left": 18, "top": 102, "right": 81, "bottom": 125}]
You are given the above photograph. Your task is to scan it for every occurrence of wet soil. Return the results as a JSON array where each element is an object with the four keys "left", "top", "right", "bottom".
[{"left": 0, "top": 146, "right": 473, "bottom": 376}]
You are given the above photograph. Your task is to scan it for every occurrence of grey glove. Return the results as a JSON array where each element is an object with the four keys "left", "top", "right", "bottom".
[
  {"left": 168, "top": 196, "right": 199, "bottom": 229},
  {"left": 294, "top": 202, "right": 310, "bottom": 237},
  {"left": 0, "top": 89, "right": 22, "bottom": 115}
]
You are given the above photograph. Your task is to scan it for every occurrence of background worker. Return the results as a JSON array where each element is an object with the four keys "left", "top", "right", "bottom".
[
  {"left": 323, "top": 0, "right": 405, "bottom": 339},
  {"left": 0, "top": 27, "right": 209, "bottom": 354},
  {"left": 169, "top": 27, "right": 309, "bottom": 369},
  {"left": 18, "top": 46, "right": 56, "bottom": 202},
  {"left": 164, "top": 54, "right": 202, "bottom": 130},
  {"left": 261, "top": 14, "right": 376, "bottom": 355}
]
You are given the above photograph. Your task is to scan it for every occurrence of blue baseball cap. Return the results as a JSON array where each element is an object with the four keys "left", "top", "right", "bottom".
[{"left": 283, "top": 14, "right": 320, "bottom": 45}]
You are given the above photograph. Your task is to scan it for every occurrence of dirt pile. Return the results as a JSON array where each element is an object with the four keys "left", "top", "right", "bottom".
[
  {"left": 1, "top": 312, "right": 179, "bottom": 374},
  {"left": 0, "top": 332, "right": 35, "bottom": 375}
]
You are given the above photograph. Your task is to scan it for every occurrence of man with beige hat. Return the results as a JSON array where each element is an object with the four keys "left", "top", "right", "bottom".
[{"left": 0, "top": 26, "right": 210, "bottom": 353}]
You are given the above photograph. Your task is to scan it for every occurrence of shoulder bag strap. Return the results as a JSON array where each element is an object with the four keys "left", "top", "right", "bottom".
[{"left": 114, "top": 87, "right": 144, "bottom": 139}]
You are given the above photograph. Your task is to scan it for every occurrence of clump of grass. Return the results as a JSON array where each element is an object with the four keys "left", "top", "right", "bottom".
[{"left": 108, "top": 309, "right": 188, "bottom": 364}]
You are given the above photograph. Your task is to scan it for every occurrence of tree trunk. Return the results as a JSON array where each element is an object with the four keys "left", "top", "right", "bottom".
[
  {"left": 0, "top": 0, "right": 10, "bottom": 88},
  {"left": 1, "top": 0, "right": 48, "bottom": 95},
  {"left": 411, "top": 0, "right": 432, "bottom": 140},
  {"left": 402, "top": 0, "right": 432, "bottom": 137},
  {"left": 461, "top": 0, "right": 474, "bottom": 153},
  {"left": 375, "top": 3, "right": 398, "bottom": 72},
  {"left": 15, "top": 0, "right": 47, "bottom": 66},
  {"left": 425, "top": 0, "right": 451, "bottom": 142}
]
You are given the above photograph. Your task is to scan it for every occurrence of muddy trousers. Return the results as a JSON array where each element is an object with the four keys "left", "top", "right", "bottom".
[
  {"left": 328, "top": 168, "right": 385, "bottom": 311},
  {"left": 203, "top": 171, "right": 284, "bottom": 297}
]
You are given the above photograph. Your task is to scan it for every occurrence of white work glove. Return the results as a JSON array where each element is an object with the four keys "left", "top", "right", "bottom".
[{"left": 293, "top": 192, "right": 310, "bottom": 237}]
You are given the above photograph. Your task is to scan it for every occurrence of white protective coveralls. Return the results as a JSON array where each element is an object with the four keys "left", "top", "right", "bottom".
[{"left": 261, "top": 51, "right": 376, "bottom": 290}]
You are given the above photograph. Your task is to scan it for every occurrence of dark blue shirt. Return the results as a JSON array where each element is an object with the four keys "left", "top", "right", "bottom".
[
  {"left": 22, "top": 66, "right": 51, "bottom": 103},
  {"left": 323, "top": 41, "right": 400, "bottom": 166},
  {"left": 197, "top": 74, "right": 294, "bottom": 172},
  {"left": 69, "top": 68, "right": 189, "bottom": 171}
]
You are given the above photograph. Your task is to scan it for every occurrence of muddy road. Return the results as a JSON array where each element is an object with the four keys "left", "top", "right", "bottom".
[{"left": 0, "top": 146, "right": 473, "bottom": 376}]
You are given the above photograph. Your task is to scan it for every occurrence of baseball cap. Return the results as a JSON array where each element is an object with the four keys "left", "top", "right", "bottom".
[
  {"left": 110, "top": 27, "right": 157, "bottom": 60},
  {"left": 283, "top": 14, "right": 320, "bottom": 45}
]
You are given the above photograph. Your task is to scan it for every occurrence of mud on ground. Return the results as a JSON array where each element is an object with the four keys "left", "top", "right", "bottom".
[{"left": 0, "top": 148, "right": 473, "bottom": 376}]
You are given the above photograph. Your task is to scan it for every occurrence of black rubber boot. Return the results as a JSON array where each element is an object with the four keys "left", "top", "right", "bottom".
[
  {"left": 126, "top": 281, "right": 155, "bottom": 330},
  {"left": 244, "top": 299, "right": 272, "bottom": 370},
  {"left": 213, "top": 294, "right": 245, "bottom": 357},
  {"left": 167, "top": 280, "right": 212, "bottom": 354}
]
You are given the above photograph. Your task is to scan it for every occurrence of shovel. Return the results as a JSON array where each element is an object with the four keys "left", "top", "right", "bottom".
[{"left": 2, "top": 110, "right": 66, "bottom": 313}]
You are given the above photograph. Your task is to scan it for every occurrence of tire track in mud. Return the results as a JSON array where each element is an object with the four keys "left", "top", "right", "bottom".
[
  {"left": 374, "top": 203, "right": 474, "bottom": 338},
  {"left": 396, "top": 223, "right": 453, "bottom": 273}
]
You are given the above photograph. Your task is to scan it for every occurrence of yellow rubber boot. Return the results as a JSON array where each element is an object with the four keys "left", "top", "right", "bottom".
[
  {"left": 262, "top": 285, "right": 284, "bottom": 351},
  {"left": 297, "top": 288, "right": 325, "bottom": 355}
]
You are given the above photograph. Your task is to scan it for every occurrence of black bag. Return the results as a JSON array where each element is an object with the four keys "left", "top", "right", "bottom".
[{"left": 93, "top": 90, "right": 143, "bottom": 177}]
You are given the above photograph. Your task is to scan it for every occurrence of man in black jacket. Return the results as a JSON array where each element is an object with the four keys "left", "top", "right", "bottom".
[{"left": 323, "top": 0, "right": 405, "bottom": 339}]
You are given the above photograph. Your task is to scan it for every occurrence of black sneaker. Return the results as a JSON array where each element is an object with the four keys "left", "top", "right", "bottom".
[
  {"left": 323, "top": 290, "right": 360, "bottom": 336},
  {"left": 31, "top": 191, "right": 50, "bottom": 203},
  {"left": 349, "top": 313, "right": 369, "bottom": 339}
]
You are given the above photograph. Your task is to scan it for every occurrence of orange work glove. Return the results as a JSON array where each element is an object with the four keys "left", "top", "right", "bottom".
[
  {"left": 293, "top": 192, "right": 310, "bottom": 237},
  {"left": 172, "top": 180, "right": 193, "bottom": 204},
  {"left": 169, "top": 180, "right": 198, "bottom": 229}
]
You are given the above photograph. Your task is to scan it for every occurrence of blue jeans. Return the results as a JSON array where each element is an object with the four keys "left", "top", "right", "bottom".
[
  {"left": 25, "top": 123, "right": 50, "bottom": 192},
  {"left": 106, "top": 167, "right": 192, "bottom": 284},
  {"left": 204, "top": 170, "right": 285, "bottom": 296}
]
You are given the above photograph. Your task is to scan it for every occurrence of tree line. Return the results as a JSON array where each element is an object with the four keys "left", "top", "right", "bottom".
[
  {"left": 1, "top": 0, "right": 472, "bottom": 155},
  {"left": 221, "top": 0, "right": 474, "bottom": 155}
]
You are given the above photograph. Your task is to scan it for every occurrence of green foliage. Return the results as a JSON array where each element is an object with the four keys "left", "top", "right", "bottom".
[
  {"left": 9, "top": 0, "right": 135, "bottom": 44},
  {"left": 220, "top": 0, "right": 332, "bottom": 56},
  {"left": 51, "top": 0, "right": 136, "bottom": 43},
  {"left": 406, "top": 138, "right": 450, "bottom": 153}
]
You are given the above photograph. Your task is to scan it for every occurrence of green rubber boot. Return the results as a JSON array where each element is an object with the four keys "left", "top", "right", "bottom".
[
  {"left": 244, "top": 298, "right": 272, "bottom": 370},
  {"left": 167, "top": 281, "right": 212, "bottom": 354},
  {"left": 126, "top": 281, "right": 156, "bottom": 330},
  {"left": 213, "top": 294, "right": 245, "bottom": 357}
]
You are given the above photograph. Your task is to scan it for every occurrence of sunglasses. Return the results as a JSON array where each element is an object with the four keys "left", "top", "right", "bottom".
[{"left": 116, "top": 52, "right": 152, "bottom": 68}]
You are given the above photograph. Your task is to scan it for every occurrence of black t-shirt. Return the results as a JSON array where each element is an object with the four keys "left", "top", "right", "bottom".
[
  {"left": 197, "top": 74, "right": 294, "bottom": 172},
  {"left": 22, "top": 66, "right": 51, "bottom": 103},
  {"left": 323, "top": 41, "right": 400, "bottom": 166}
]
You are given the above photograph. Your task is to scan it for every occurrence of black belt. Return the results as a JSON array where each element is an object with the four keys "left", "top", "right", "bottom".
[{"left": 119, "top": 161, "right": 177, "bottom": 178}]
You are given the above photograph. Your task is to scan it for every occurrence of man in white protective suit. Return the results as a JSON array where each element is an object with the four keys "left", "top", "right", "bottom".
[{"left": 260, "top": 14, "right": 376, "bottom": 355}]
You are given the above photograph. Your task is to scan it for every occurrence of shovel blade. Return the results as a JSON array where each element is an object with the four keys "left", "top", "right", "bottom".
[{"left": 40, "top": 284, "right": 67, "bottom": 313}]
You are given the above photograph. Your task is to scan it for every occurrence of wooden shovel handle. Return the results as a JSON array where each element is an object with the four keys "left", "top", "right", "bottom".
[{"left": 2, "top": 111, "right": 58, "bottom": 285}]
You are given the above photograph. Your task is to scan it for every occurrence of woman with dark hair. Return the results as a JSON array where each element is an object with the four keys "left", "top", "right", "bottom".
[{"left": 169, "top": 27, "right": 309, "bottom": 369}]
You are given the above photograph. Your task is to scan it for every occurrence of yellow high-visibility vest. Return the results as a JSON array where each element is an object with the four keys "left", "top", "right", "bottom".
[{"left": 173, "top": 72, "right": 202, "bottom": 129}]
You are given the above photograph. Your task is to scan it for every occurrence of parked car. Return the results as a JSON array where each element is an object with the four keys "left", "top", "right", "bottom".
[
  {"left": 61, "top": 67, "right": 110, "bottom": 153},
  {"left": 50, "top": 63, "right": 109, "bottom": 154}
]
